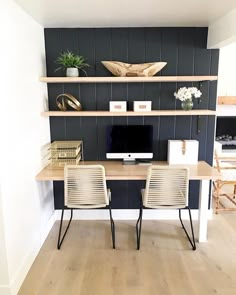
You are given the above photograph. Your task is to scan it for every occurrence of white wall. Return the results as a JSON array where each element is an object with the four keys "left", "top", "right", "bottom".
[
  {"left": 208, "top": 8, "right": 236, "bottom": 48},
  {"left": 0, "top": 1, "right": 54, "bottom": 294},
  {"left": 217, "top": 42, "right": 236, "bottom": 96},
  {"left": 0, "top": 186, "right": 10, "bottom": 295}
]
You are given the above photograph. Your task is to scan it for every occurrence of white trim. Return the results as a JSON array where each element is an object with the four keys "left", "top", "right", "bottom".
[
  {"left": 55, "top": 208, "right": 213, "bottom": 221},
  {"left": 10, "top": 213, "right": 55, "bottom": 295}
]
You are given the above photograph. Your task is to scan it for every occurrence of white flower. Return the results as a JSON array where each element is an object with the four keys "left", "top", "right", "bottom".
[{"left": 174, "top": 87, "right": 202, "bottom": 101}]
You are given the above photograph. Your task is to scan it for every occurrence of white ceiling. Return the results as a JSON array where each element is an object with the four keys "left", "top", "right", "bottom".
[{"left": 14, "top": 0, "right": 236, "bottom": 28}]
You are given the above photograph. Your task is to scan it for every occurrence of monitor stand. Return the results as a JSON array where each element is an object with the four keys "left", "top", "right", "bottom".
[{"left": 122, "top": 158, "right": 137, "bottom": 165}]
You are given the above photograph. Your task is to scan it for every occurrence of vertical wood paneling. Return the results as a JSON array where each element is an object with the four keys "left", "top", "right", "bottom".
[
  {"left": 50, "top": 117, "right": 66, "bottom": 141},
  {"left": 108, "top": 181, "right": 129, "bottom": 209},
  {"left": 128, "top": 83, "right": 144, "bottom": 111},
  {"left": 112, "top": 115, "right": 128, "bottom": 126},
  {"left": 206, "top": 116, "right": 216, "bottom": 165},
  {"left": 64, "top": 117, "right": 82, "bottom": 140},
  {"left": 111, "top": 29, "right": 128, "bottom": 62},
  {"left": 145, "top": 28, "right": 162, "bottom": 110},
  {"left": 189, "top": 181, "right": 199, "bottom": 209},
  {"left": 127, "top": 29, "right": 145, "bottom": 111},
  {"left": 53, "top": 182, "right": 64, "bottom": 209},
  {"left": 161, "top": 28, "right": 178, "bottom": 75},
  {"left": 175, "top": 116, "right": 192, "bottom": 139},
  {"left": 144, "top": 116, "right": 160, "bottom": 160},
  {"left": 44, "top": 27, "right": 219, "bottom": 210},
  {"left": 128, "top": 181, "right": 145, "bottom": 209},
  {"left": 177, "top": 28, "right": 194, "bottom": 76},
  {"left": 209, "top": 49, "right": 219, "bottom": 111},
  {"left": 159, "top": 28, "right": 178, "bottom": 158},
  {"left": 77, "top": 29, "right": 96, "bottom": 115},
  {"left": 95, "top": 29, "right": 112, "bottom": 113},
  {"left": 145, "top": 28, "right": 162, "bottom": 62},
  {"left": 80, "top": 117, "right": 97, "bottom": 160},
  {"left": 111, "top": 29, "right": 129, "bottom": 115},
  {"left": 159, "top": 117, "right": 175, "bottom": 160},
  {"left": 97, "top": 117, "right": 113, "bottom": 160},
  {"left": 191, "top": 116, "right": 208, "bottom": 160},
  {"left": 95, "top": 29, "right": 112, "bottom": 76},
  {"left": 77, "top": 29, "right": 96, "bottom": 77},
  {"left": 48, "top": 84, "right": 64, "bottom": 110},
  {"left": 128, "top": 28, "right": 145, "bottom": 63}
]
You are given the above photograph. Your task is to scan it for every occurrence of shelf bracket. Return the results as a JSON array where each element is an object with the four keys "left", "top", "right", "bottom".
[
  {"left": 197, "top": 115, "right": 201, "bottom": 134},
  {"left": 197, "top": 81, "right": 204, "bottom": 104}
]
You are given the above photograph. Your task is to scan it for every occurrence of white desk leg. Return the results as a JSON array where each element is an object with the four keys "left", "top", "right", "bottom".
[{"left": 198, "top": 179, "right": 210, "bottom": 242}]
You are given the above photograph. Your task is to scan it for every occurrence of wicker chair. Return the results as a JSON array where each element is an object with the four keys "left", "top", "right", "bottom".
[
  {"left": 57, "top": 165, "right": 115, "bottom": 249},
  {"left": 213, "top": 151, "right": 236, "bottom": 214},
  {"left": 136, "top": 166, "right": 196, "bottom": 251}
]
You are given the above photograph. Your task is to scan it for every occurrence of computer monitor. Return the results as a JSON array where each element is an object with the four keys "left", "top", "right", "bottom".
[{"left": 106, "top": 125, "right": 153, "bottom": 163}]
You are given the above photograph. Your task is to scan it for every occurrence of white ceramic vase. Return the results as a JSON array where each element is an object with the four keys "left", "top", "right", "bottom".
[{"left": 66, "top": 67, "right": 79, "bottom": 77}]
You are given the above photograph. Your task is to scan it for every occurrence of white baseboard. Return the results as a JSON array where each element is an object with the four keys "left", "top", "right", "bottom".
[
  {"left": 55, "top": 209, "right": 213, "bottom": 220},
  {"left": 9, "top": 213, "right": 55, "bottom": 295}
]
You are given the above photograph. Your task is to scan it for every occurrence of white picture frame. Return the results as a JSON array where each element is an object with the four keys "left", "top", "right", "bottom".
[
  {"left": 133, "top": 101, "right": 152, "bottom": 112},
  {"left": 109, "top": 101, "right": 127, "bottom": 112}
]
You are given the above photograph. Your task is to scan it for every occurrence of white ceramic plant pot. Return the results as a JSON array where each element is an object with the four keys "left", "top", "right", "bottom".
[{"left": 66, "top": 67, "right": 79, "bottom": 77}]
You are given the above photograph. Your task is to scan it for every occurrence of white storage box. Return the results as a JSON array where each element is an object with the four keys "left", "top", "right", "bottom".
[
  {"left": 109, "top": 101, "right": 127, "bottom": 112},
  {"left": 134, "top": 101, "right": 152, "bottom": 112},
  {"left": 167, "top": 140, "right": 199, "bottom": 164}
]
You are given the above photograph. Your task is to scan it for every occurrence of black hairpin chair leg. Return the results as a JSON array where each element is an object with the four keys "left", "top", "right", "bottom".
[
  {"left": 57, "top": 208, "right": 73, "bottom": 250},
  {"left": 109, "top": 203, "right": 116, "bottom": 249},
  {"left": 179, "top": 207, "right": 196, "bottom": 251},
  {"left": 136, "top": 197, "right": 143, "bottom": 250}
]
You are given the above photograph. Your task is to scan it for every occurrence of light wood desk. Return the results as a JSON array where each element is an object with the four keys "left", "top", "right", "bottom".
[{"left": 36, "top": 161, "right": 220, "bottom": 243}]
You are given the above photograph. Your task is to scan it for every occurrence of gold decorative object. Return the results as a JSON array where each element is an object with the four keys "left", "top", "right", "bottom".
[
  {"left": 48, "top": 140, "right": 83, "bottom": 167},
  {"left": 56, "top": 93, "right": 82, "bottom": 111},
  {"left": 101, "top": 61, "right": 167, "bottom": 77}
]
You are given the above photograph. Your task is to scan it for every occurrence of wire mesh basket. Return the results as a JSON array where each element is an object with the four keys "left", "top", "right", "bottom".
[
  {"left": 48, "top": 140, "right": 83, "bottom": 167},
  {"left": 50, "top": 154, "right": 82, "bottom": 167}
]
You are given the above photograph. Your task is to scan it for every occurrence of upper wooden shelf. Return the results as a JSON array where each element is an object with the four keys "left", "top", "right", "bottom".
[
  {"left": 217, "top": 96, "right": 236, "bottom": 105},
  {"left": 40, "top": 76, "right": 218, "bottom": 83},
  {"left": 41, "top": 110, "right": 216, "bottom": 117}
]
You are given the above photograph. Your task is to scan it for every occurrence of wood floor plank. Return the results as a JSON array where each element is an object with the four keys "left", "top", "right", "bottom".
[{"left": 19, "top": 212, "right": 236, "bottom": 295}]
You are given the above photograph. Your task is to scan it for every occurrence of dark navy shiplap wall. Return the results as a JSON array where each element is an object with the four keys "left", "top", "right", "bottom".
[{"left": 44, "top": 27, "right": 219, "bottom": 209}]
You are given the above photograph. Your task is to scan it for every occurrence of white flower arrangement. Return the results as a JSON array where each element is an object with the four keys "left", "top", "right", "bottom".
[{"left": 174, "top": 87, "right": 202, "bottom": 102}]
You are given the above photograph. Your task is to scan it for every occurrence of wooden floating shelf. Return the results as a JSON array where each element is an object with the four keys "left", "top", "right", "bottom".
[
  {"left": 217, "top": 96, "right": 236, "bottom": 105},
  {"left": 40, "top": 76, "right": 218, "bottom": 83},
  {"left": 41, "top": 110, "right": 216, "bottom": 117}
]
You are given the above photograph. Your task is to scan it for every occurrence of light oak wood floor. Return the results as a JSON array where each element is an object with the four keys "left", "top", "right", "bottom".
[{"left": 19, "top": 210, "right": 236, "bottom": 295}]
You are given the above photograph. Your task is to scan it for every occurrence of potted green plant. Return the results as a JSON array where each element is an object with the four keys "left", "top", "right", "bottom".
[{"left": 55, "top": 50, "right": 89, "bottom": 77}]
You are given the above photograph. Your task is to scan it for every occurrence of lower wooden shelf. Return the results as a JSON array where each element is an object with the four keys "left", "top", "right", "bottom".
[{"left": 41, "top": 110, "right": 216, "bottom": 117}]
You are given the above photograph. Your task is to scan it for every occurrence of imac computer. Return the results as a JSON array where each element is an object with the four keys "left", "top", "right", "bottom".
[{"left": 106, "top": 125, "right": 153, "bottom": 164}]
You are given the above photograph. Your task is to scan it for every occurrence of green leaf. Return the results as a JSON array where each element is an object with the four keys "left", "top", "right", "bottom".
[{"left": 55, "top": 50, "right": 90, "bottom": 72}]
